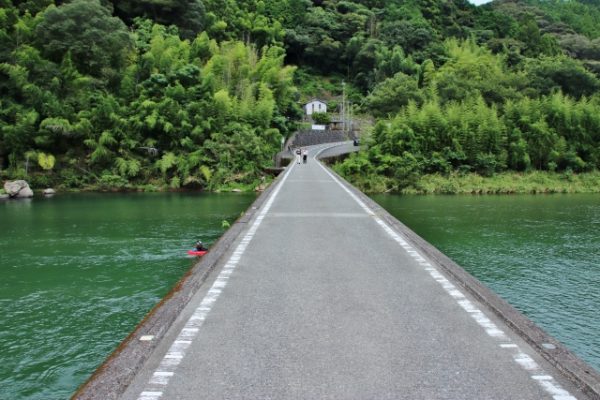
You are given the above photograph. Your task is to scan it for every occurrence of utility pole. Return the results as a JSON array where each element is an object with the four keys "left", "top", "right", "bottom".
[
  {"left": 349, "top": 101, "right": 353, "bottom": 138},
  {"left": 342, "top": 80, "right": 346, "bottom": 134}
]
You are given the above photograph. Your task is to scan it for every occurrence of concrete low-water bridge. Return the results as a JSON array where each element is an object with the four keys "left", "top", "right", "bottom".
[{"left": 75, "top": 142, "right": 600, "bottom": 400}]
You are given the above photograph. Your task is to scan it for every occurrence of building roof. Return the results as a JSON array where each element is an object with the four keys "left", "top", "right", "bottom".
[{"left": 303, "top": 98, "right": 327, "bottom": 106}]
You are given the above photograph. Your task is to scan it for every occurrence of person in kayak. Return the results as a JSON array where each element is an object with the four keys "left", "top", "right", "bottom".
[{"left": 195, "top": 240, "right": 207, "bottom": 251}]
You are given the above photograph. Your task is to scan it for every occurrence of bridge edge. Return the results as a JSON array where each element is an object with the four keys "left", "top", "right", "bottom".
[
  {"left": 318, "top": 156, "right": 600, "bottom": 400},
  {"left": 71, "top": 167, "right": 291, "bottom": 400}
]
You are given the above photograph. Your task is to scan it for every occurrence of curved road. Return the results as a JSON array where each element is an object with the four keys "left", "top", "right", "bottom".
[{"left": 120, "top": 143, "right": 586, "bottom": 400}]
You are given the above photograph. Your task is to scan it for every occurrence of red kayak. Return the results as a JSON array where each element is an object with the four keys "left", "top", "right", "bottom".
[{"left": 187, "top": 250, "right": 207, "bottom": 256}]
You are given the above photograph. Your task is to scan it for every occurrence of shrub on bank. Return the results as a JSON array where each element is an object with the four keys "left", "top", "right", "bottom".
[
  {"left": 405, "top": 172, "right": 600, "bottom": 194},
  {"left": 97, "top": 174, "right": 129, "bottom": 191},
  {"left": 335, "top": 168, "right": 600, "bottom": 195}
]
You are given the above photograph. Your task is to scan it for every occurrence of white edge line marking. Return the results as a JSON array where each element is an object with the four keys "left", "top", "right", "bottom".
[
  {"left": 136, "top": 161, "right": 297, "bottom": 399},
  {"left": 313, "top": 144, "right": 577, "bottom": 400},
  {"left": 139, "top": 392, "right": 162, "bottom": 400}
]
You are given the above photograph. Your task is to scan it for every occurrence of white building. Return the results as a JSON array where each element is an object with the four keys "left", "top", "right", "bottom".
[{"left": 303, "top": 99, "right": 327, "bottom": 116}]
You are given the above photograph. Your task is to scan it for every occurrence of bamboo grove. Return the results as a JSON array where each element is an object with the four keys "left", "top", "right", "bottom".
[
  {"left": 4, "top": 0, "right": 600, "bottom": 191},
  {"left": 337, "top": 38, "right": 600, "bottom": 192},
  {"left": 1, "top": 0, "right": 298, "bottom": 190}
]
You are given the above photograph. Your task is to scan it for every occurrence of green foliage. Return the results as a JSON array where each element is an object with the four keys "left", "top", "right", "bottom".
[
  {"left": 524, "top": 56, "right": 600, "bottom": 98},
  {"left": 110, "top": 0, "right": 206, "bottom": 39},
  {"left": 339, "top": 85, "right": 600, "bottom": 191},
  {"left": 199, "top": 165, "right": 212, "bottom": 182},
  {"left": 170, "top": 176, "right": 181, "bottom": 189},
  {"left": 405, "top": 171, "right": 600, "bottom": 194},
  {"left": 37, "top": 152, "right": 55, "bottom": 170},
  {"left": 156, "top": 152, "right": 177, "bottom": 175},
  {"left": 0, "top": 0, "right": 297, "bottom": 191},
  {"left": 115, "top": 157, "right": 141, "bottom": 178},
  {"left": 97, "top": 174, "right": 128, "bottom": 190},
  {"left": 433, "top": 38, "right": 525, "bottom": 105},
  {"left": 35, "top": 0, "right": 132, "bottom": 78},
  {"left": 312, "top": 112, "right": 331, "bottom": 125},
  {"left": 333, "top": 19, "right": 600, "bottom": 191},
  {"left": 367, "top": 73, "right": 423, "bottom": 117},
  {"left": 4, "top": 0, "right": 600, "bottom": 194}
]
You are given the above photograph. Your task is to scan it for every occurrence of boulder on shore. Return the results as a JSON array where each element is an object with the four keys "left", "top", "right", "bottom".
[
  {"left": 4, "top": 180, "right": 34, "bottom": 198},
  {"left": 43, "top": 188, "right": 56, "bottom": 196}
]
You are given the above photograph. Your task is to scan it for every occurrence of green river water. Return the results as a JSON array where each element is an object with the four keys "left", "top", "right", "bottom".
[
  {"left": 1, "top": 193, "right": 599, "bottom": 399},
  {"left": 372, "top": 193, "right": 600, "bottom": 374},
  {"left": 0, "top": 193, "right": 256, "bottom": 400}
]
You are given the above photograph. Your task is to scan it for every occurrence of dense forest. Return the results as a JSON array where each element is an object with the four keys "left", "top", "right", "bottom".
[
  {"left": 0, "top": 0, "right": 298, "bottom": 190},
  {"left": 3, "top": 0, "right": 600, "bottom": 192}
]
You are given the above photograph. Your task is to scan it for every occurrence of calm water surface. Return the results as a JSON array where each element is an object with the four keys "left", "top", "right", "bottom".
[
  {"left": 372, "top": 193, "right": 600, "bottom": 372},
  {"left": 0, "top": 193, "right": 255, "bottom": 399}
]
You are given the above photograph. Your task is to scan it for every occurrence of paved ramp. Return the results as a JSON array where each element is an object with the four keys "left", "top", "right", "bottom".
[{"left": 119, "top": 143, "right": 588, "bottom": 400}]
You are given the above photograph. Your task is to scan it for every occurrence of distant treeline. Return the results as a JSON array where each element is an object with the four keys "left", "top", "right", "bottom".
[{"left": 3, "top": 0, "right": 600, "bottom": 191}]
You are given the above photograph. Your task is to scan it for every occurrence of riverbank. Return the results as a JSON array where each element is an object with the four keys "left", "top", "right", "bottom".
[
  {"left": 0, "top": 176, "right": 272, "bottom": 195},
  {"left": 335, "top": 170, "right": 600, "bottom": 195},
  {"left": 76, "top": 179, "right": 271, "bottom": 193}
]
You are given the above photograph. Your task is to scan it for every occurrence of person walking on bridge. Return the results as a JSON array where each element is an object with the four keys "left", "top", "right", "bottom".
[
  {"left": 302, "top": 148, "right": 308, "bottom": 164},
  {"left": 295, "top": 148, "right": 302, "bottom": 164}
]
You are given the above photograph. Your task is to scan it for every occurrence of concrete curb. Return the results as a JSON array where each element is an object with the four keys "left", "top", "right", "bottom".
[
  {"left": 318, "top": 156, "right": 600, "bottom": 400},
  {"left": 71, "top": 168, "right": 291, "bottom": 400}
]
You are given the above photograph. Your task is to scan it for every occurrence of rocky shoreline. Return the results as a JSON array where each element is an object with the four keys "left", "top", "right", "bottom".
[{"left": 1, "top": 180, "right": 56, "bottom": 200}]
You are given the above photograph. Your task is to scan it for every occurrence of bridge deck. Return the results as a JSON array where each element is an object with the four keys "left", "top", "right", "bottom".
[{"left": 119, "top": 143, "right": 587, "bottom": 400}]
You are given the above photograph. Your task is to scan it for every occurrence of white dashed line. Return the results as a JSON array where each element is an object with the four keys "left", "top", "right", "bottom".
[
  {"left": 139, "top": 392, "right": 162, "bottom": 400},
  {"left": 514, "top": 352, "right": 540, "bottom": 371},
  {"left": 135, "top": 160, "right": 297, "bottom": 399},
  {"left": 135, "top": 143, "right": 577, "bottom": 400},
  {"left": 149, "top": 371, "right": 174, "bottom": 385},
  {"left": 314, "top": 146, "right": 577, "bottom": 400}
]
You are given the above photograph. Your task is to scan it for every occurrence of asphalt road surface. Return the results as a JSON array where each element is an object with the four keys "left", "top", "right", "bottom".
[{"left": 121, "top": 143, "right": 586, "bottom": 400}]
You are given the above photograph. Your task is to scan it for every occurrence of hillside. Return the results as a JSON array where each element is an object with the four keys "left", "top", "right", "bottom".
[
  {"left": 0, "top": 0, "right": 299, "bottom": 191},
  {"left": 490, "top": 0, "right": 600, "bottom": 73},
  {"left": 2, "top": 0, "right": 600, "bottom": 192}
]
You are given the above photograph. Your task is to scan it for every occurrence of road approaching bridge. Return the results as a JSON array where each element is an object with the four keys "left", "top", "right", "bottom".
[{"left": 76, "top": 143, "right": 598, "bottom": 400}]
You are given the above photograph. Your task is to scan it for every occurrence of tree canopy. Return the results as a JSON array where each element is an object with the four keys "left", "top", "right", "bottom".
[
  {"left": 35, "top": 0, "right": 131, "bottom": 77},
  {"left": 1, "top": 1, "right": 298, "bottom": 190},
  {"left": 4, "top": 0, "right": 600, "bottom": 191}
]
